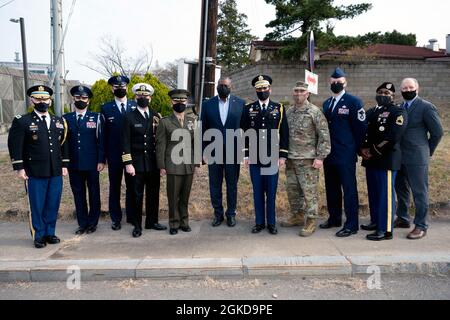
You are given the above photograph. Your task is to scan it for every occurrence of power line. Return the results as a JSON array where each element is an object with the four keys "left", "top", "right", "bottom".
[{"left": 0, "top": 0, "right": 15, "bottom": 9}]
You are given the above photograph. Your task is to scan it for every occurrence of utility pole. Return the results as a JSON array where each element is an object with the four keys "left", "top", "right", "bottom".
[
  {"left": 197, "top": 0, "right": 218, "bottom": 116},
  {"left": 51, "top": 0, "right": 63, "bottom": 116},
  {"left": 10, "top": 17, "right": 30, "bottom": 112}
]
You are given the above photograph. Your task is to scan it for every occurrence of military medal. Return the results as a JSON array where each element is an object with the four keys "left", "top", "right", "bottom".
[{"left": 379, "top": 126, "right": 385, "bottom": 132}]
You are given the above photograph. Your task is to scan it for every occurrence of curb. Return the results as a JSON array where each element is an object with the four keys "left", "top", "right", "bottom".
[{"left": 1, "top": 255, "right": 449, "bottom": 282}]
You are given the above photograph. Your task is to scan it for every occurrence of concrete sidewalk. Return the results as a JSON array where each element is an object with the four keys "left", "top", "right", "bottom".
[{"left": 0, "top": 219, "right": 449, "bottom": 282}]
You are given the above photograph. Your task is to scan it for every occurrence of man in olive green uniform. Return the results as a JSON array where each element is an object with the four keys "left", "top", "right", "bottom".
[
  {"left": 156, "top": 89, "right": 198, "bottom": 235},
  {"left": 282, "top": 81, "right": 331, "bottom": 237}
]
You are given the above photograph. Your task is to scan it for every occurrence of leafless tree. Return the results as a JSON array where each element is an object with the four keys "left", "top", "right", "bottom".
[
  {"left": 152, "top": 61, "right": 178, "bottom": 89},
  {"left": 81, "top": 35, "right": 153, "bottom": 77}
]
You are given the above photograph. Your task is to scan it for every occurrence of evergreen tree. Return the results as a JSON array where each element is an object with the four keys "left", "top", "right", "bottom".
[{"left": 217, "top": 0, "right": 256, "bottom": 72}]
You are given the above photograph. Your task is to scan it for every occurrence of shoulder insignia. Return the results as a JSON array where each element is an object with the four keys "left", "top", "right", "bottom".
[
  {"left": 396, "top": 115, "right": 404, "bottom": 126},
  {"left": 15, "top": 115, "right": 22, "bottom": 119},
  {"left": 357, "top": 109, "right": 366, "bottom": 122}
]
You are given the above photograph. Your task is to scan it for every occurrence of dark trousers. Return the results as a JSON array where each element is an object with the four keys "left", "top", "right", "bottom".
[
  {"left": 395, "top": 164, "right": 429, "bottom": 230},
  {"left": 324, "top": 162, "right": 359, "bottom": 231},
  {"left": 131, "top": 170, "right": 160, "bottom": 229},
  {"left": 366, "top": 168, "right": 397, "bottom": 233},
  {"left": 27, "top": 176, "right": 63, "bottom": 240},
  {"left": 208, "top": 164, "right": 240, "bottom": 219},
  {"left": 167, "top": 174, "right": 193, "bottom": 229},
  {"left": 249, "top": 165, "right": 279, "bottom": 226},
  {"left": 69, "top": 169, "right": 101, "bottom": 229},
  {"left": 108, "top": 166, "right": 134, "bottom": 224}
]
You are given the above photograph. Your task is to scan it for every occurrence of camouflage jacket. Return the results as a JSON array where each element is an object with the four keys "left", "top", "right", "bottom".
[{"left": 286, "top": 101, "right": 331, "bottom": 160}]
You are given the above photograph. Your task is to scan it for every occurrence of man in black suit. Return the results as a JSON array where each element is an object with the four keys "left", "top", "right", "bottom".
[
  {"left": 201, "top": 77, "right": 245, "bottom": 227},
  {"left": 394, "top": 78, "right": 443, "bottom": 240},
  {"left": 122, "top": 83, "right": 167, "bottom": 238}
]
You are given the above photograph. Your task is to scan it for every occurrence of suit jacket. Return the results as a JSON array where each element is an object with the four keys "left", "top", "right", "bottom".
[
  {"left": 8, "top": 112, "right": 69, "bottom": 177},
  {"left": 323, "top": 92, "right": 367, "bottom": 165},
  {"left": 121, "top": 108, "right": 160, "bottom": 173},
  {"left": 101, "top": 99, "right": 137, "bottom": 168},
  {"left": 63, "top": 111, "right": 105, "bottom": 171},
  {"left": 361, "top": 104, "right": 407, "bottom": 171},
  {"left": 399, "top": 97, "right": 443, "bottom": 165},
  {"left": 240, "top": 100, "right": 289, "bottom": 167},
  {"left": 156, "top": 113, "right": 198, "bottom": 175},
  {"left": 201, "top": 95, "right": 245, "bottom": 163}
]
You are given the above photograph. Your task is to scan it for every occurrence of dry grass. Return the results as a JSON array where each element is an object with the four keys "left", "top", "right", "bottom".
[{"left": 1, "top": 111, "right": 449, "bottom": 222}]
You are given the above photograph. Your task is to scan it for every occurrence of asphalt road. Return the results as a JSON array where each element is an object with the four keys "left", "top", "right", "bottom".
[{"left": 1, "top": 274, "right": 449, "bottom": 300}]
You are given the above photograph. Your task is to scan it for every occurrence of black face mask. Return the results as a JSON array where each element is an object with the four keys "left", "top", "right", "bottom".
[
  {"left": 375, "top": 95, "right": 392, "bottom": 107},
  {"left": 74, "top": 101, "right": 88, "bottom": 110},
  {"left": 217, "top": 85, "right": 231, "bottom": 99},
  {"left": 331, "top": 82, "right": 344, "bottom": 94},
  {"left": 401, "top": 91, "right": 417, "bottom": 101},
  {"left": 137, "top": 98, "right": 150, "bottom": 108},
  {"left": 114, "top": 89, "right": 127, "bottom": 99},
  {"left": 257, "top": 91, "right": 270, "bottom": 101},
  {"left": 34, "top": 103, "right": 50, "bottom": 113},
  {"left": 173, "top": 103, "right": 186, "bottom": 113}
]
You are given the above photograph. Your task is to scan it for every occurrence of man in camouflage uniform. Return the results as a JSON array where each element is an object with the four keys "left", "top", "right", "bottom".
[{"left": 281, "top": 81, "right": 331, "bottom": 237}]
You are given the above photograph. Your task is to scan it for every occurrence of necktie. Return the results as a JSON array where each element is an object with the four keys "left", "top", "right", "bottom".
[
  {"left": 179, "top": 117, "right": 184, "bottom": 127},
  {"left": 77, "top": 114, "right": 83, "bottom": 126},
  {"left": 327, "top": 98, "right": 336, "bottom": 117},
  {"left": 42, "top": 115, "right": 48, "bottom": 129},
  {"left": 404, "top": 102, "right": 410, "bottom": 110},
  {"left": 121, "top": 103, "right": 126, "bottom": 115},
  {"left": 144, "top": 111, "right": 149, "bottom": 120}
]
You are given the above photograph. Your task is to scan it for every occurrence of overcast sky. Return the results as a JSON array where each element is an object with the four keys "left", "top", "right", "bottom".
[{"left": 0, "top": 0, "right": 448, "bottom": 84}]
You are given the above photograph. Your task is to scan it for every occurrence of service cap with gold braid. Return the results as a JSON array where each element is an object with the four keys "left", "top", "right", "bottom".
[
  {"left": 132, "top": 83, "right": 154, "bottom": 96},
  {"left": 27, "top": 85, "right": 53, "bottom": 99},
  {"left": 251, "top": 75, "right": 272, "bottom": 89}
]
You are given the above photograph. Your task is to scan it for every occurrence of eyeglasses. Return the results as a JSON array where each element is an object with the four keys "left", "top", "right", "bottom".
[{"left": 113, "top": 85, "right": 127, "bottom": 89}]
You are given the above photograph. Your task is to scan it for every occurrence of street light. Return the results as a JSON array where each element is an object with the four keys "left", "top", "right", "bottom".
[{"left": 10, "top": 17, "right": 30, "bottom": 112}]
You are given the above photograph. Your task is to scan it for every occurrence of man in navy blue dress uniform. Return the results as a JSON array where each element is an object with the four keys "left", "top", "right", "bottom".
[
  {"left": 321, "top": 67, "right": 367, "bottom": 237},
  {"left": 122, "top": 83, "right": 167, "bottom": 238},
  {"left": 8, "top": 85, "right": 69, "bottom": 248},
  {"left": 240, "top": 75, "right": 289, "bottom": 235},
  {"left": 101, "top": 75, "right": 137, "bottom": 231},
  {"left": 360, "top": 82, "right": 407, "bottom": 241},
  {"left": 64, "top": 85, "right": 105, "bottom": 235}
]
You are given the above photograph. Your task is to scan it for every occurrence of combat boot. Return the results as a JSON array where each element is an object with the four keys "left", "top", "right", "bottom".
[
  {"left": 299, "top": 218, "right": 316, "bottom": 237},
  {"left": 280, "top": 213, "right": 305, "bottom": 227}
]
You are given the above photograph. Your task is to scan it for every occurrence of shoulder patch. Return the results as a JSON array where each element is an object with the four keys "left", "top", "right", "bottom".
[
  {"left": 357, "top": 109, "right": 366, "bottom": 122},
  {"left": 396, "top": 115, "right": 404, "bottom": 126}
]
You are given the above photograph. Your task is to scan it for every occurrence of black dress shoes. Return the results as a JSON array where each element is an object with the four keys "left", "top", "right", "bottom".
[
  {"left": 367, "top": 231, "right": 393, "bottom": 241},
  {"left": 180, "top": 226, "right": 192, "bottom": 232},
  {"left": 393, "top": 218, "right": 411, "bottom": 229},
  {"left": 267, "top": 225, "right": 278, "bottom": 235},
  {"left": 336, "top": 229, "right": 357, "bottom": 238},
  {"left": 147, "top": 223, "right": 167, "bottom": 231},
  {"left": 111, "top": 222, "right": 121, "bottom": 231},
  {"left": 212, "top": 217, "right": 224, "bottom": 227},
  {"left": 86, "top": 226, "right": 97, "bottom": 234},
  {"left": 34, "top": 238, "right": 47, "bottom": 249},
  {"left": 251, "top": 224, "right": 265, "bottom": 234},
  {"left": 319, "top": 221, "right": 342, "bottom": 229},
  {"left": 45, "top": 235, "right": 61, "bottom": 244},
  {"left": 132, "top": 227, "right": 142, "bottom": 238},
  {"left": 75, "top": 227, "right": 86, "bottom": 235},
  {"left": 226, "top": 216, "right": 236, "bottom": 227},
  {"left": 361, "top": 222, "right": 377, "bottom": 231},
  {"left": 170, "top": 228, "right": 178, "bottom": 235}
]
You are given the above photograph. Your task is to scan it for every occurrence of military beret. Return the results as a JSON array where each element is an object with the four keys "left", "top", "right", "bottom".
[
  {"left": 108, "top": 75, "right": 130, "bottom": 86},
  {"left": 70, "top": 85, "right": 93, "bottom": 98},
  {"left": 376, "top": 82, "right": 395, "bottom": 93},
  {"left": 294, "top": 81, "right": 309, "bottom": 90},
  {"left": 331, "top": 67, "right": 346, "bottom": 79},
  {"left": 252, "top": 75, "right": 273, "bottom": 89},
  {"left": 168, "top": 89, "right": 190, "bottom": 100},
  {"left": 132, "top": 83, "right": 154, "bottom": 96},
  {"left": 27, "top": 85, "right": 53, "bottom": 98}
]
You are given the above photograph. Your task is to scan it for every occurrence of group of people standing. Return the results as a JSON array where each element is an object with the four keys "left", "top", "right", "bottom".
[{"left": 7, "top": 67, "right": 443, "bottom": 249}]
